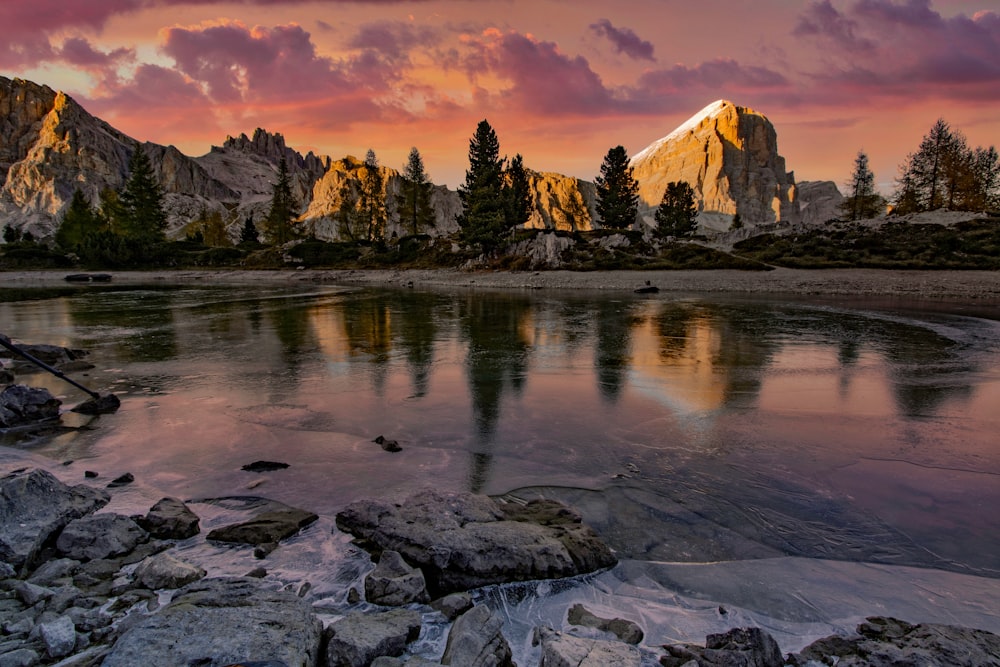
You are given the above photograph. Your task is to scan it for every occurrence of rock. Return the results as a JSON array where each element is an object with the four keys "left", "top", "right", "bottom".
[
  {"left": 133, "top": 552, "right": 206, "bottom": 590},
  {"left": 365, "top": 550, "right": 430, "bottom": 606},
  {"left": 102, "top": 577, "right": 322, "bottom": 667},
  {"left": 63, "top": 274, "right": 111, "bottom": 283},
  {"left": 371, "top": 658, "right": 443, "bottom": 667},
  {"left": 83, "top": 471, "right": 98, "bottom": 479},
  {"left": 787, "top": 616, "right": 1000, "bottom": 667},
  {"left": 661, "top": 627, "right": 782, "bottom": 667},
  {"left": 430, "top": 592, "right": 473, "bottom": 621},
  {"left": 55, "top": 514, "right": 147, "bottom": 561},
  {"left": 137, "top": 497, "right": 200, "bottom": 539},
  {"left": 523, "top": 172, "right": 597, "bottom": 232},
  {"left": 26, "top": 558, "right": 78, "bottom": 588},
  {"left": 241, "top": 461, "right": 290, "bottom": 473},
  {"left": 533, "top": 626, "right": 641, "bottom": 666},
  {"left": 14, "top": 581, "right": 52, "bottom": 607},
  {"left": 373, "top": 436, "right": 402, "bottom": 453},
  {"left": 0, "top": 648, "right": 40, "bottom": 667},
  {"left": 0, "top": 469, "right": 109, "bottom": 572},
  {"left": 0, "top": 370, "right": 13, "bottom": 385},
  {"left": 335, "top": 490, "right": 616, "bottom": 596},
  {"left": 106, "top": 473, "right": 133, "bottom": 488},
  {"left": 0, "top": 341, "right": 85, "bottom": 368},
  {"left": 70, "top": 393, "right": 120, "bottom": 415},
  {"left": 566, "top": 604, "right": 643, "bottom": 644},
  {"left": 0, "top": 385, "right": 61, "bottom": 427},
  {"left": 324, "top": 608, "right": 421, "bottom": 667},
  {"left": 440, "top": 604, "right": 513, "bottom": 667},
  {"left": 207, "top": 506, "right": 318, "bottom": 546},
  {"left": 506, "top": 232, "right": 576, "bottom": 269},
  {"left": 37, "top": 615, "right": 76, "bottom": 659},
  {"left": 796, "top": 180, "right": 845, "bottom": 225},
  {"left": 245, "top": 567, "right": 267, "bottom": 579}
]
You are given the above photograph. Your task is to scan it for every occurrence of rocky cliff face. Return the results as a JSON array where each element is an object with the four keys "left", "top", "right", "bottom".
[
  {"left": 629, "top": 100, "right": 838, "bottom": 230},
  {"left": 524, "top": 172, "right": 596, "bottom": 232}
]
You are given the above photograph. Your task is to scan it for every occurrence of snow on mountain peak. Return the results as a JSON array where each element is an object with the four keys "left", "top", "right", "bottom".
[{"left": 630, "top": 100, "right": 734, "bottom": 165}]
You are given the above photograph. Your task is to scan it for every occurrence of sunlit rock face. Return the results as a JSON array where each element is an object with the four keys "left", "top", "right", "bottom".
[
  {"left": 524, "top": 172, "right": 597, "bottom": 232},
  {"left": 302, "top": 156, "right": 461, "bottom": 241},
  {"left": 630, "top": 100, "right": 835, "bottom": 231},
  {"left": 796, "top": 180, "right": 845, "bottom": 225}
]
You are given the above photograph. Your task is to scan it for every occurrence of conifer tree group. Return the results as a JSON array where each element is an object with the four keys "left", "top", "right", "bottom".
[{"left": 594, "top": 146, "right": 639, "bottom": 230}]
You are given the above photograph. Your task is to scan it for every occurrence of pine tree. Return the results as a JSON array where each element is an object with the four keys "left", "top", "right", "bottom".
[
  {"left": 119, "top": 143, "right": 167, "bottom": 242},
  {"left": 264, "top": 157, "right": 298, "bottom": 245},
  {"left": 840, "top": 150, "right": 883, "bottom": 220},
  {"left": 239, "top": 215, "right": 260, "bottom": 246},
  {"left": 969, "top": 146, "right": 1000, "bottom": 211},
  {"left": 458, "top": 119, "right": 508, "bottom": 251},
  {"left": 400, "top": 147, "right": 436, "bottom": 237},
  {"left": 359, "top": 149, "right": 387, "bottom": 244},
  {"left": 595, "top": 146, "right": 639, "bottom": 229},
  {"left": 505, "top": 153, "right": 533, "bottom": 228},
  {"left": 56, "top": 189, "right": 105, "bottom": 250},
  {"left": 654, "top": 181, "right": 698, "bottom": 237}
]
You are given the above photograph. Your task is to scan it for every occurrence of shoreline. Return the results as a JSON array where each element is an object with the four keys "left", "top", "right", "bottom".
[{"left": 4, "top": 267, "right": 1000, "bottom": 301}]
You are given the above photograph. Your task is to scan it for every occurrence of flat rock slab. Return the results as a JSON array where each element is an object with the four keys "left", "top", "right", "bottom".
[
  {"left": 335, "top": 489, "right": 616, "bottom": 595},
  {"left": 0, "top": 469, "right": 109, "bottom": 572},
  {"left": 207, "top": 505, "right": 318, "bottom": 546},
  {"left": 533, "top": 626, "right": 641, "bottom": 667},
  {"left": 662, "top": 627, "right": 783, "bottom": 667},
  {"left": 56, "top": 513, "right": 147, "bottom": 561},
  {"left": 325, "top": 608, "right": 421, "bottom": 667},
  {"left": 102, "top": 577, "right": 322, "bottom": 667}
]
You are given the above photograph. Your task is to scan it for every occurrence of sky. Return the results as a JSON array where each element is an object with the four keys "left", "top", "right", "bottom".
[{"left": 3, "top": 0, "right": 998, "bottom": 192}]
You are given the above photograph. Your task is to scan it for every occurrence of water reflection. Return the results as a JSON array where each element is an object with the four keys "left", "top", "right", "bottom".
[{"left": 3, "top": 284, "right": 998, "bottom": 574}]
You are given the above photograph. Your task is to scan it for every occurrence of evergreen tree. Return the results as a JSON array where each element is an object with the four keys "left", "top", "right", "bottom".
[
  {"left": 654, "top": 181, "right": 698, "bottom": 237},
  {"left": 337, "top": 181, "right": 363, "bottom": 241},
  {"left": 56, "top": 189, "right": 105, "bottom": 250},
  {"left": 400, "top": 147, "right": 435, "bottom": 236},
  {"left": 119, "top": 143, "right": 167, "bottom": 242},
  {"left": 840, "top": 150, "right": 883, "bottom": 220},
  {"left": 594, "top": 146, "right": 639, "bottom": 229},
  {"left": 359, "top": 149, "right": 387, "bottom": 243},
  {"left": 457, "top": 119, "right": 508, "bottom": 251},
  {"left": 264, "top": 157, "right": 298, "bottom": 245},
  {"left": 505, "top": 153, "right": 533, "bottom": 228},
  {"left": 730, "top": 213, "right": 743, "bottom": 231},
  {"left": 3, "top": 225, "right": 21, "bottom": 244},
  {"left": 970, "top": 146, "right": 1000, "bottom": 211},
  {"left": 239, "top": 215, "right": 260, "bottom": 246}
]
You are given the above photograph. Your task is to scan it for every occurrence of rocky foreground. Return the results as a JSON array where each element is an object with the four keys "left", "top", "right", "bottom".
[{"left": 1, "top": 467, "right": 1000, "bottom": 667}]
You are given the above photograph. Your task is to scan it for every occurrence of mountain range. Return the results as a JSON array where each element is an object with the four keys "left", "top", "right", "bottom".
[{"left": 0, "top": 75, "right": 841, "bottom": 242}]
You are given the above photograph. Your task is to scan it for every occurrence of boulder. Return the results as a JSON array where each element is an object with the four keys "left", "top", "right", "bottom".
[
  {"left": 430, "top": 592, "right": 473, "bottom": 621},
  {"left": 55, "top": 514, "right": 147, "bottom": 561},
  {"left": 37, "top": 615, "right": 76, "bottom": 659},
  {"left": 0, "top": 385, "right": 61, "bottom": 427},
  {"left": 137, "top": 497, "right": 200, "bottom": 539},
  {"left": 26, "top": 558, "right": 79, "bottom": 587},
  {"left": 0, "top": 469, "right": 109, "bottom": 572},
  {"left": 533, "top": 626, "right": 641, "bottom": 666},
  {"left": 365, "top": 550, "right": 430, "bottom": 606},
  {"left": 336, "top": 490, "right": 616, "bottom": 596},
  {"left": 787, "top": 616, "right": 1000, "bottom": 667},
  {"left": 440, "top": 604, "right": 513, "bottom": 667},
  {"left": 133, "top": 552, "right": 206, "bottom": 590},
  {"left": 324, "top": 608, "right": 421, "bottom": 667},
  {"left": 566, "top": 603, "right": 643, "bottom": 644},
  {"left": 661, "top": 627, "right": 783, "bottom": 667},
  {"left": 0, "top": 648, "right": 40, "bottom": 667},
  {"left": 207, "top": 505, "right": 318, "bottom": 546},
  {"left": 101, "top": 577, "right": 322, "bottom": 667}
]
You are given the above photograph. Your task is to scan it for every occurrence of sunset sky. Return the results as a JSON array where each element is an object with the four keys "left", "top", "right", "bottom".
[{"left": 3, "top": 0, "right": 998, "bottom": 192}]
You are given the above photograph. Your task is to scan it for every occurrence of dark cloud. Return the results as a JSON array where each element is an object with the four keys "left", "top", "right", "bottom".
[
  {"left": 58, "top": 38, "right": 134, "bottom": 69},
  {"left": 637, "top": 59, "right": 789, "bottom": 92},
  {"left": 348, "top": 21, "right": 441, "bottom": 61},
  {"left": 588, "top": 18, "right": 656, "bottom": 62},
  {"left": 794, "top": 0, "right": 875, "bottom": 51}
]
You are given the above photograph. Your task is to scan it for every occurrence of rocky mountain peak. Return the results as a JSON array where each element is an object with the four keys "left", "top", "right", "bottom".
[{"left": 218, "top": 127, "right": 329, "bottom": 174}]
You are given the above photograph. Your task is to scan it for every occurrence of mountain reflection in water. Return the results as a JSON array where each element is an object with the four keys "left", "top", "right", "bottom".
[{"left": 2, "top": 284, "right": 999, "bottom": 581}]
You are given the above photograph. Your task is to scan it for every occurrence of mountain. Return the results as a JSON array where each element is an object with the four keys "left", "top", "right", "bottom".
[
  {"left": 630, "top": 100, "right": 841, "bottom": 230},
  {"left": 1, "top": 75, "right": 839, "bottom": 242}
]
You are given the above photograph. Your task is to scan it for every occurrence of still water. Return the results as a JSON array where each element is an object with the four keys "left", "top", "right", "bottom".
[{"left": 2, "top": 282, "right": 999, "bottom": 658}]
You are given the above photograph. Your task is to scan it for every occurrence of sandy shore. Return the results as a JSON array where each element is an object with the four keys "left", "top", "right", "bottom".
[{"left": 4, "top": 267, "right": 1000, "bottom": 301}]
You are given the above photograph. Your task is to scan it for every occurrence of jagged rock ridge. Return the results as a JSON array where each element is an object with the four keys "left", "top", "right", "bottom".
[{"left": 1, "top": 75, "right": 840, "bottom": 242}]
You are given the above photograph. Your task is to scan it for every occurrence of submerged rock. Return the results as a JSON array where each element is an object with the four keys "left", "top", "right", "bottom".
[
  {"left": 137, "top": 497, "right": 200, "bottom": 539},
  {"left": 0, "top": 469, "right": 109, "bottom": 572},
  {"left": 335, "top": 489, "right": 616, "bottom": 595},
  {"left": 207, "top": 505, "right": 318, "bottom": 546},
  {"left": 787, "top": 616, "right": 1000, "bottom": 667},
  {"left": 102, "top": 577, "right": 322, "bottom": 667},
  {"left": 241, "top": 460, "right": 290, "bottom": 473}
]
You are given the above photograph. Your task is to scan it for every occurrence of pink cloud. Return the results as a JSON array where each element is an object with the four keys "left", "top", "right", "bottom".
[
  {"left": 58, "top": 38, "right": 134, "bottom": 70},
  {"left": 794, "top": 0, "right": 1000, "bottom": 101},
  {"left": 589, "top": 19, "right": 656, "bottom": 62}
]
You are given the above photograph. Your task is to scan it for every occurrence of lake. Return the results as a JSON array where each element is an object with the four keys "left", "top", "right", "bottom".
[{"left": 2, "top": 281, "right": 999, "bottom": 660}]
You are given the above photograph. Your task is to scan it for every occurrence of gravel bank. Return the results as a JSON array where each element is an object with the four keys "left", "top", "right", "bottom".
[{"left": 4, "top": 268, "right": 1000, "bottom": 301}]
